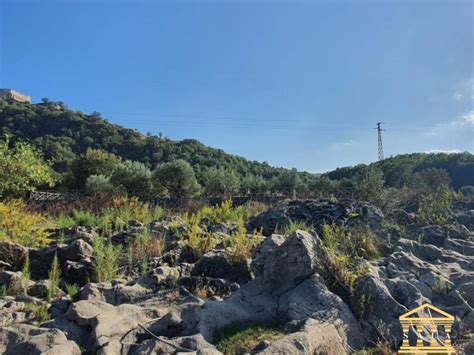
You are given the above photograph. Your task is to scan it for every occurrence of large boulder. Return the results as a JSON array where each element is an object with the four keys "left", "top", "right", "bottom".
[
  {"left": 247, "top": 199, "right": 383, "bottom": 236},
  {"left": 0, "top": 301, "right": 34, "bottom": 327},
  {"left": 29, "top": 245, "right": 64, "bottom": 280},
  {"left": 67, "top": 299, "right": 156, "bottom": 350},
  {"left": 191, "top": 251, "right": 252, "bottom": 284},
  {"left": 0, "top": 242, "right": 28, "bottom": 270},
  {"left": 0, "top": 324, "right": 81, "bottom": 354},
  {"left": 59, "top": 239, "right": 93, "bottom": 262},
  {"left": 150, "top": 231, "right": 364, "bottom": 353}
]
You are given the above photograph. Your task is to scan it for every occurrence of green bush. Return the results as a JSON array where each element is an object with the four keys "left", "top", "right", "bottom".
[
  {"left": 418, "top": 186, "right": 454, "bottom": 225},
  {"left": 0, "top": 199, "right": 51, "bottom": 247},
  {"left": 321, "top": 224, "right": 378, "bottom": 293},
  {"left": 200, "top": 199, "right": 245, "bottom": 225},
  {"left": 0, "top": 138, "right": 55, "bottom": 198},
  {"left": 103, "top": 196, "right": 162, "bottom": 233},
  {"left": 153, "top": 160, "right": 201, "bottom": 198},
  {"left": 225, "top": 220, "right": 262, "bottom": 264},
  {"left": 85, "top": 174, "right": 118, "bottom": 195},
  {"left": 110, "top": 160, "right": 153, "bottom": 197},
  {"left": 183, "top": 220, "right": 218, "bottom": 256}
]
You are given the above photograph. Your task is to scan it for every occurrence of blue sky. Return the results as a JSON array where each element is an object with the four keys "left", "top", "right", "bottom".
[{"left": 1, "top": 0, "right": 473, "bottom": 173}]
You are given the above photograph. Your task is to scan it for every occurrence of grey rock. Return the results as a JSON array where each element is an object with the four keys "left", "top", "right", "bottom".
[
  {"left": 191, "top": 250, "right": 252, "bottom": 284},
  {"left": 0, "top": 242, "right": 28, "bottom": 270},
  {"left": 0, "top": 324, "right": 81, "bottom": 354},
  {"left": 60, "top": 239, "right": 93, "bottom": 262},
  {"left": 247, "top": 199, "right": 383, "bottom": 236}
]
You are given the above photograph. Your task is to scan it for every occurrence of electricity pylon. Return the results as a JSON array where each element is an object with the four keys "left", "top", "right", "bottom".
[{"left": 375, "top": 122, "right": 384, "bottom": 161}]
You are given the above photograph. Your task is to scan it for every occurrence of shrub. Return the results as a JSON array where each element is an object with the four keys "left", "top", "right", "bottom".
[
  {"left": 0, "top": 199, "right": 51, "bottom": 247},
  {"left": 68, "top": 148, "right": 122, "bottom": 190},
  {"left": 128, "top": 228, "right": 165, "bottom": 266},
  {"left": 109, "top": 160, "right": 153, "bottom": 197},
  {"left": 353, "top": 166, "right": 386, "bottom": 206},
  {"left": 418, "top": 186, "right": 454, "bottom": 225},
  {"left": 184, "top": 221, "right": 218, "bottom": 256},
  {"left": 0, "top": 138, "right": 55, "bottom": 198},
  {"left": 103, "top": 196, "right": 162, "bottom": 233},
  {"left": 153, "top": 160, "right": 201, "bottom": 198},
  {"left": 47, "top": 254, "right": 61, "bottom": 302},
  {"left": 203, "top": 167, "right": 240, "bottom": 197},
  {"left": 225, "top": 220, "right": 262, "bottom": 264},
  {"left": 85, "top": 174, "right": 118, "bottom": 195},
  {"left": 200, "top": 199, "right": 245, "bottom": 225},
  {"left": 93, "top": 237, "right": 122, "bottom": 282},
  {"left": 213, "top": 323, "right": 286, "bottom": 354},
  {"left": 321, "top": 224, "right": 378, "bottom": 294}
]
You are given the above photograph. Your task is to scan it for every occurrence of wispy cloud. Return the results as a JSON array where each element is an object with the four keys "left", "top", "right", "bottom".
[
  {"left": 463, "top": 111, "right": 474, "bottom": 124},
  {"left": 425, "top": 149, "right": 463, "bottom": 154},
  {"left": 329, "top": 139, "right": 359, "bottom": 151},
  {"left": 425, "top": 110, "right": 474, "bottom": 138}
]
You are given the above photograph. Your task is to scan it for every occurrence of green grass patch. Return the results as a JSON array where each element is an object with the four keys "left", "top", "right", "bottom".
[
  {"left": 213, "top": 323, "right": 286, "bottom": 354},
  {"left": 23, "top": 303, "right": 50, "bottom": 325},
  {"left": 276, "top": 219, "right": 313, "bottom": 235}
]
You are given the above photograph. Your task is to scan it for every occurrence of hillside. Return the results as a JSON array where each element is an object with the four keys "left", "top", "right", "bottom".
[
  {"left": 0, "top": 99, "right": 291, "bottom": 182},
  {"left": 1, "top": 98, "right": 473, "bottom": 197},
  {"left": 324, "top": 152, "right": 474, "bottom": 190}
]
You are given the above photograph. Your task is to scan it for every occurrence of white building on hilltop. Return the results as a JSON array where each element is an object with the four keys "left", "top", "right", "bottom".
[{"left": 0, "top": 89, "right": 31, "bottom": 103}]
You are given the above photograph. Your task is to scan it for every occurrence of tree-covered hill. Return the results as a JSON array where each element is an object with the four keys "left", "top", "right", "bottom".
[
  {"left": 324, "top": 152, "right": 474, "bottom": 190},
  {"left": 1, "top": 98, "right": 472, "bottom": 199},
  {"left": 0, "top": 99, "right": 290, "bottom": 181}
]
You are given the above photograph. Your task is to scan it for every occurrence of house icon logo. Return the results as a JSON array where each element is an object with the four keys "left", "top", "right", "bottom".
[{"left": 398, "top": 303, "right": 456, "bottom": 354}]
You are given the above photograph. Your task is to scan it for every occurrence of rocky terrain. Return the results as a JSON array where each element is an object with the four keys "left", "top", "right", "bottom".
[{"left": 0, "top": 198, "right": 473, "bottom": 354}]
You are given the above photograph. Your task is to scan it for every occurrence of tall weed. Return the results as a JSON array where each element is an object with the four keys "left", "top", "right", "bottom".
[
  {"left": 93, "top": 237, "right": 122, "bottom": 282},
  {"left": 47, "top": 254, "right": 61, "bottom": 302}
]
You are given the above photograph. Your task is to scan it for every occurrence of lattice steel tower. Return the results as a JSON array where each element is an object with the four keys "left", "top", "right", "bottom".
[{"left": 375, "top": 122, "right": 384, "bottom": 161}]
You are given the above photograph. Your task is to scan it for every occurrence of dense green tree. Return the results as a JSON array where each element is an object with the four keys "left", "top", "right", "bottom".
[
  {"left": 353, "top": 166, "right": 385, "bottom": 205},
  {"left": 110, "top": 160, "right": 153, "bottom": 197},
  {"left": 68, "top": 148, "right": 122, "bottom": 190},
  {"left": 271, "top": 169, "right": 303, "bottom": 198},
  {"left": 307, "top": 176, "right": 338, "bottom": 197},
  {"left": 0, "top": 138, "right": 55, "bottom": 198},
  {"left": 85, "top": 175, "right": 119, "bottom": 195},
  {"left": 153, "top": 160, "right": 201, "bottom": 198},
  {"left": 203, "top": 167, "right": 241, "bottom": 197},
  {"left": 405, "top": 168, "right": 451, "bottom": 191},
  {"left": 241, "top": 174, "right": 268, "bottom": 197},
  {"left": 325, "top": 152, "right": 474, "bottom": 190}
]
